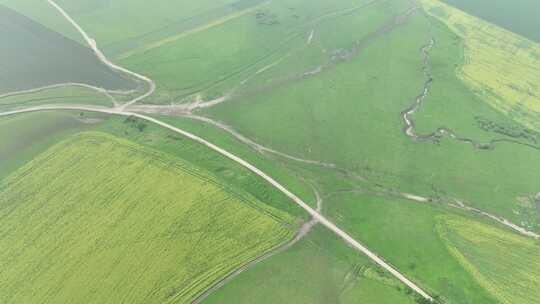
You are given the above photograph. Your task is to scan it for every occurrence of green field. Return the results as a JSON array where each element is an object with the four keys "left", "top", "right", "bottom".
[
  {"left": 0, "top": 132, "right": 295, "bottom": 303},
  {"left": 0, "top": 4, "right": 135, "bottom": 94},
  {"left": 438, "top": 215, "right": 540, "bottom": 304},
  {"left": 54, "top": 0, "right": 260, "bottom": 53},
  {"left": 442, "top": 0, "right": 540, "bottom": 42},
  {"left": 205, "top": 226, "right": 417, "bottom": 304}
]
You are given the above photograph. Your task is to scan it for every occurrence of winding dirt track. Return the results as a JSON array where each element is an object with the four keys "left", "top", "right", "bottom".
[
  {"left": 0, "top": 104, "right": 433, "bottom": 301},
  {"left": 0, "top": 82, "right": 136, "bottom": 107},
  {"left": 47, "top": 0, "right": 155, "bottom": 110}
]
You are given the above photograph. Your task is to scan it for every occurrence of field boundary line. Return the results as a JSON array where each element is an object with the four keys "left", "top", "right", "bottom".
[{"left": 116, "top": 1, "right": 272, "bottom": 60}]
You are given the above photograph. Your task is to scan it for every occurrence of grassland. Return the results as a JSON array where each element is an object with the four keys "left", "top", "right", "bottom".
[
  {"left": 205, "top": 226, "right": 417, "bottom": 304},
  {"left": 421, "top": 0, "right": 540, "bottom": 133},
  {"left": 0, "top": 4, "right": 135, "bottom": 94},
  {"left": 114, "top": 0, "right": 271, "bottom": 60},
  {"left": 438, "top": 215, "right": 540, "bottom": 304},
  {"left": 53, "top": 0, "right": 256, "bottom": 53},
  {"left": 117, "top": 0, "right": 382, "bottom": 103},
  {"left": 205, "top": 0, "right": 540, "bottom": 233},
  {"left": 0, "top": 132, "right": 295, "bottom": 303},
  {"left": 442, "top": 0, "right": 540, "bottom": 43}
]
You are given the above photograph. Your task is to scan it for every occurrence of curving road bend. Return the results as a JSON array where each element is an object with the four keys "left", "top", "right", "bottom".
[
  {"left": 47, "top": 0, "right": 156, "bottom": 110},
  {"left": 0, "top": 105, "right": 433, "bottom": 301}
]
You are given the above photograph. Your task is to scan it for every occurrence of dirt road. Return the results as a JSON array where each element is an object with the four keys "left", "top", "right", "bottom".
[{"left": 47, "top": 0, "right": 155, "bottom": 110}]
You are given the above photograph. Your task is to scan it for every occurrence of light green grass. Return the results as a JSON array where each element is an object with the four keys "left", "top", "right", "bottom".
[
  {"left": 0, "top": 132, "right": 295, "bottom": 303},
  {"left": 438, "top": 215, "right": 540, "bottom": 304}
]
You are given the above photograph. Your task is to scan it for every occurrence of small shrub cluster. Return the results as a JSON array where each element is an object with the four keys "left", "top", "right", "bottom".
[
  {"left": 255, "top": 10, "right": 279, "bottom": 25},
  {"left": 124, "top": 115, "right": 147, "bottom": 132},
  {"left": 475, "top": 116, "right": 539, "bottom": 143}
]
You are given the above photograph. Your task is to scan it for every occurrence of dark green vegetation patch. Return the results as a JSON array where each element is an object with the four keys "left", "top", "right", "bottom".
[{"left": 0, "top": 5, "right": 135, "bottom": 93}]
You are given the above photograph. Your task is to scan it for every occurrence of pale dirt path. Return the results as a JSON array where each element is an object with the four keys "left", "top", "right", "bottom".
[
  {"left": 0, "top": 105, "right": 433, "bottom": 301},
  {"left": 0, "top": 83, "right": 135, "bottom": 100},
  {"left": 307, "top": 29, "right": 315, "bottom": 44},
  {"left": 400, "top": 194, "right": 540, "bottom": 240},
  {"left": 0, "top": 82, "right": 136, "bottom": 107},
  {"left": 450, "top": 200, "right": 540, "bottom": 240},
  {"left": 47, "top": 0, "right": 155, "bottom": 110}
]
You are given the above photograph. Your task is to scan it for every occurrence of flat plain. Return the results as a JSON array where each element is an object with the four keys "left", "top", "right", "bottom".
[{"left": 1, "top": 0, "right": 539, "bottom": 303}]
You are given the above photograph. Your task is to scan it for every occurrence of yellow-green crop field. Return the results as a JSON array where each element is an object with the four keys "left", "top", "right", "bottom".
[
  {"left": 437, "top": 215, "right": 540, "bottom": 304},
  {"left": 421, "top": 0, "right": 540, "bottom": 131},
  {"left": 0, "top": 132, "right": 294, "bottom": 304}
]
